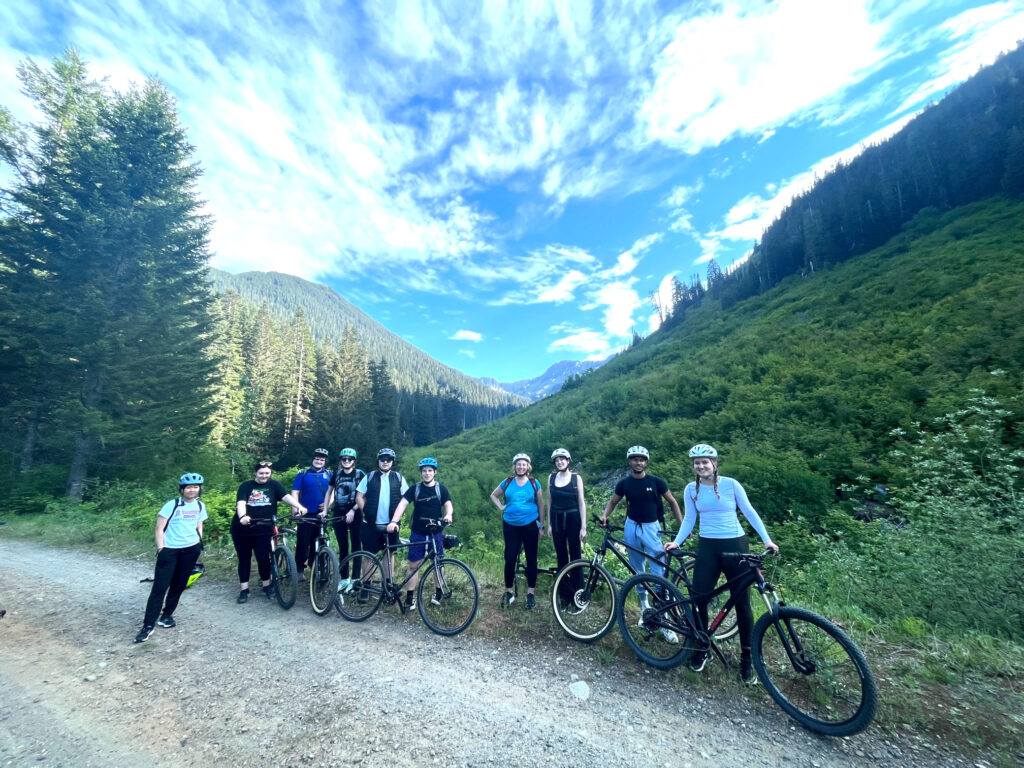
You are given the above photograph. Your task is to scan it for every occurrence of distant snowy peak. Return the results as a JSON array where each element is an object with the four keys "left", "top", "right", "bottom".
[{"left": 490, "top": 358, "right": 609, "bottom": 402}]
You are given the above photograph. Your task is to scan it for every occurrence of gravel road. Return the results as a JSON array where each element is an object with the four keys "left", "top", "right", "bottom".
[{"left": 0, "top": 539, "right": 976, "bottom": 767}]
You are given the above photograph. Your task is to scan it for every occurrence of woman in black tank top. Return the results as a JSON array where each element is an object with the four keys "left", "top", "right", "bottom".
[{"left": 547, "top": 448, "right": 587, "bottom": 608}]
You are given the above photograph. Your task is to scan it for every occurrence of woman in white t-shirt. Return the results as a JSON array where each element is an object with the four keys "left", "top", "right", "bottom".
[{"left": 134, "top": 472, "right": 208, "bottom": 643}]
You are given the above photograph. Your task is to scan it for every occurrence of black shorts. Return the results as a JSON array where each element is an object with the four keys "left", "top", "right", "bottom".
[{"left": 360, "top": 521, "right": 399, "bottom": 554}]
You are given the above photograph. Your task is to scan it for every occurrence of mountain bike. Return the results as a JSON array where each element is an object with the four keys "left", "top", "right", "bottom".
[
  {"left": 616, "top": 551, "right": 878, "bottom": 737},
  {"left": 295, "top": 515, "right": 341, "bottom": 615},
  {"left": 551, "top": 517, "right": 740, "bottom": 644},
  {"left": 511, "top": 549, "right": 558, "bottom": 605},
  {"left": 335, "top": 520, "right": 478, "bottom": 636},
  {"left": 251, "top": 515, "right": 299, "bottom": 609}
]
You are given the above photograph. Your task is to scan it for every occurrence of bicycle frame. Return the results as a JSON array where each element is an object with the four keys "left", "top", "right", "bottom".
[
  {"left": 374, "top": 524, "right": 449, "bottom": 612},
  {"left": 589, "top": 519, "right": 688, "bottom": 587}
]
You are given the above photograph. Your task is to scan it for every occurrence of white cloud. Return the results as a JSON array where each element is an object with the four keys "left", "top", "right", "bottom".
[
  {"left": 458, "top": 349, "right": 476, "bottom": 358},
  {"left": 548, "top": 329, "right": 616, "bottom": 357},
  {"left": 639, "top": 0, "right": 890, "bottom": 153},
  {"left": 450, "top": 330, "right": 484, "bottom": 342}
]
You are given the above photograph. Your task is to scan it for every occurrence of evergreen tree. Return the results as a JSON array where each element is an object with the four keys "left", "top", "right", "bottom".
[{"left": 0, "top": 52, "right": 216, "bottom": 497}]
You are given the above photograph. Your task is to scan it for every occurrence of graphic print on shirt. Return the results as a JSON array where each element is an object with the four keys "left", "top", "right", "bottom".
[{"left": 246, "top": 488, "right": 274, "bottom": 506}]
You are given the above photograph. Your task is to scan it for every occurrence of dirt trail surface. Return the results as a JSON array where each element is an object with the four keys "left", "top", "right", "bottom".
[{"left": 0, "top": 539, "right": 972, "bottom": 768}]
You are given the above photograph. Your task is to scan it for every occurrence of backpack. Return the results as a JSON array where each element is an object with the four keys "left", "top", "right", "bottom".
[
  {"left": 164, "top": 498, "right": 206, "bottom": 548},
  {"left": 332, "top": 468, "right": 365, "bottom": 511},
  {"left": 414, "top": 482, "right": 443, "bottom": 503},
  {"left": 502, "top": 476, "right": 540, "bottom": 495},
  {"left": 296, "top": 467, "right": 331, "bottom": 498}
]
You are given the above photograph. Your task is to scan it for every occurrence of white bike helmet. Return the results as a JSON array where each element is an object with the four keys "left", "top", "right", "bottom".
[
  {"left": 551, "top": 448, "right": 571, "bottom": 462},
  {"left": 626, "top": 446, "right": 650, "bottom": 460},
  {"left": 512, "top": 453, "right": 531, "bottom": 464},
  {"left": 688, "top": 444, "right": 718, "bottom": 459}
]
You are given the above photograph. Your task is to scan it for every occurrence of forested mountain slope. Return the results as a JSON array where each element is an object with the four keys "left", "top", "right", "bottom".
[
  {"left": 424, "top": 197, "right": 1024, "bottom": 534},
  {"left": 208, "top": 268, "right": 526, "bottom": 409}
]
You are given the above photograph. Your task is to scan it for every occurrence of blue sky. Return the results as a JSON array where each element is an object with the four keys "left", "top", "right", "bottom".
[{"left": 2, "top": 1, "right": 1022, "bottom": 382}]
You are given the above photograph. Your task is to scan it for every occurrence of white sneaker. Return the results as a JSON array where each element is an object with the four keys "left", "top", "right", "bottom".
[
  {"left": 337, "top": 578, "right": 350, "bottom": 593},
  {"left": 659, "top": 627, "right": 679, "bottom": 644}
]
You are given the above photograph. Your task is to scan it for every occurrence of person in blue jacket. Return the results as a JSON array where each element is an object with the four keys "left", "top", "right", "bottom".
[{"left": 292, "top": 448, "right": 333, "bottom": 579}]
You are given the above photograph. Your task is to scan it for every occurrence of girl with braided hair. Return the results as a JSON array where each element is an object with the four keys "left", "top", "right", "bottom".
[{"left": 664, "top": 444, "right": 779, "bottom": 683}]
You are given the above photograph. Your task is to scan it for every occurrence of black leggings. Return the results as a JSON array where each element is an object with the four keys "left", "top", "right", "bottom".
[
  {"left": 503, "top": 520, "right": 539, "bottom": 589},
  {"left": 551, "top": 509, "right": 582, "bottom": 603},
  {"left": 294, "top": 518, "right": 318, "bottom": 571},
  {"left": 143, "top": 543, "right": 201, "bottom": 627},
  {"left": 332, "top": 508, "right": 362, "bottom": 578},
  {"left": 692, "top": 535, "right": 753, "bottom": 651},
  {"left": 231, "top": 532, "right": 272, "bottom": 584}
]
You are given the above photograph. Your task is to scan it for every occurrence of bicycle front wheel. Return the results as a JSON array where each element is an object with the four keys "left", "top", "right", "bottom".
[
  {"left": 274, "top": 544, "right": 298, "bottom": 609},
  {"left": 753, "top": 606, "right": 878, "bottom": 736},
  {"left": 417, "top": 558, "right": 479, "bottom": 636},
  {"left": 335, "top": 551, "right": 385, "bottom": 621},
  {"left": 617, "top": 572, "right": 699, "bottom": 670},
  {"left": 309, "top": 546, "right": 340, "bottom": 615},
  {"left": 551, "top": 560, "right": 616, "bottom": 643}
]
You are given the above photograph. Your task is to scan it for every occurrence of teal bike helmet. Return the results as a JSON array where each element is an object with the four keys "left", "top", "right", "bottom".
[
  {"left": 179, "top": 472, "right": 204, "bottom": 485},
  {"left": 418, "top": 457, "right": 439, "bottom": 469}
]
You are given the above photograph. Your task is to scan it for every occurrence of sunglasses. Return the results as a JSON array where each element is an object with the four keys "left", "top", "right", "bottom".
[
  {"left": 378, "top": 457, "right": 394, "bottom": 462},
  {"left": 258, "top": 461, "right": 273, "bottom": 468},
  {"left": 340, "top": 457, "right": 355, "bottom": 462}
]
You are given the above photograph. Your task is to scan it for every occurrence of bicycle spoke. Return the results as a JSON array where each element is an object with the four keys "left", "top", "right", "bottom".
[
  {"left": 552, "top": 561, "right": 616, "bottom": 643},
  {"left": 418, "top": 558, "right": 479, "bottom": 636},
  {"left": 335, "top": 552, "right": 385, "bottom": 621},
  {"left": 617, "top": 573, "right": 698, "bottom": 670},
  {"left": 754, "top": 607, "right": 877, "bottom": 736}
]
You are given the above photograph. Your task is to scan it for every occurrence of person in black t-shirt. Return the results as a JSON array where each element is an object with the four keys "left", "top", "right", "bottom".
[
  {"left": 233, "top": 462, "right": 306, "bottom": 603},
  {"left": 386, "top": 457, "right": 453, "bottom": 611},
  {"left": 599, "top": 445, "right": 683, "bottom": 641}
]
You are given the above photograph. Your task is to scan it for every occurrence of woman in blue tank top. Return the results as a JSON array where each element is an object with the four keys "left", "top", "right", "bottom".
[{"left": 490, "top": 453, "right": 546, "bottom": 610}]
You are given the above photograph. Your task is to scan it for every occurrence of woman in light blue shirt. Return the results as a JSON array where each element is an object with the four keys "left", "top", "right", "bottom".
[
  {"left": 135, "top": 473, "right": 208, "bottom": 643},
  {"left": 665, "top": 445, "right": 778, "bottom": 683}
]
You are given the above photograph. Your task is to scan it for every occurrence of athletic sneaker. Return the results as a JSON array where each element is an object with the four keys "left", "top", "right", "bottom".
[
  {"left": 338, "top": 578, "right": 352, "bottom": 594},
  {"left": 157, "top": 614, "right": 176, "bottom": 628},
  {"left": 740, "top": 656, "right": 757, "bottom": 685},
  {"left": 404, "top": 592, "right": 416, "bottom": 611},
  {"left": 431, "top": 589, "right": 443, "bottom": 606},
  {"left": 659, "top": 627, "right": 679, "bottom": 644},
  {"left": 502, "top": 592, "right": 515, "bottom": 608},
  {"left": 526, "top": 593, "right": 536, "bottom": 610},
  {"left": 688, "top": 651, "right": 707, "bottom": 673},
  {"left": 236, "top": 589, "right": 249, "bottom": 604},
  {"left": 262, "top": 585, "right": 274, "bottom": 600},
  {"left": 134, "top": 625, "right": 155, "bottom": 643}
]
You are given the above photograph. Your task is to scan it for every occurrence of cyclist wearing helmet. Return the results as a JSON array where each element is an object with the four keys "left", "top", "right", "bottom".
[
  {"left": 356, "top": 449, "right": 409, "bottom": 576},
  {"left": 234, "top": 462, "right": 307, "bottom": 603},
  {"left": 387, "top": 457, "right": 453, "bottom": 610},
  {"left": 600, "top": 446, "right": 683, "bottom": 643},
  {"left": 546, "top": 448, "right": 587, "bottom": 609},
  {"left": 292, "top": 448, "right": 333, "bottom": 580},
  {"left": 665, "top": 444, "right": 779, "bottom": 682},
  {"left": 134, "top": 473, "right": 208, "bottom": 643},
  {"left": 322, "top": 448, "right": 365, "bottom": 590},
  {"left": 490, "top": 453, "right": 546, "bottom": 609}
]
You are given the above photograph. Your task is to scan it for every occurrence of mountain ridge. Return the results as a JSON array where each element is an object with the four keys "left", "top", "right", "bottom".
[{"left": 207, "top": 268, "right": 527, "bottom": 409}]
